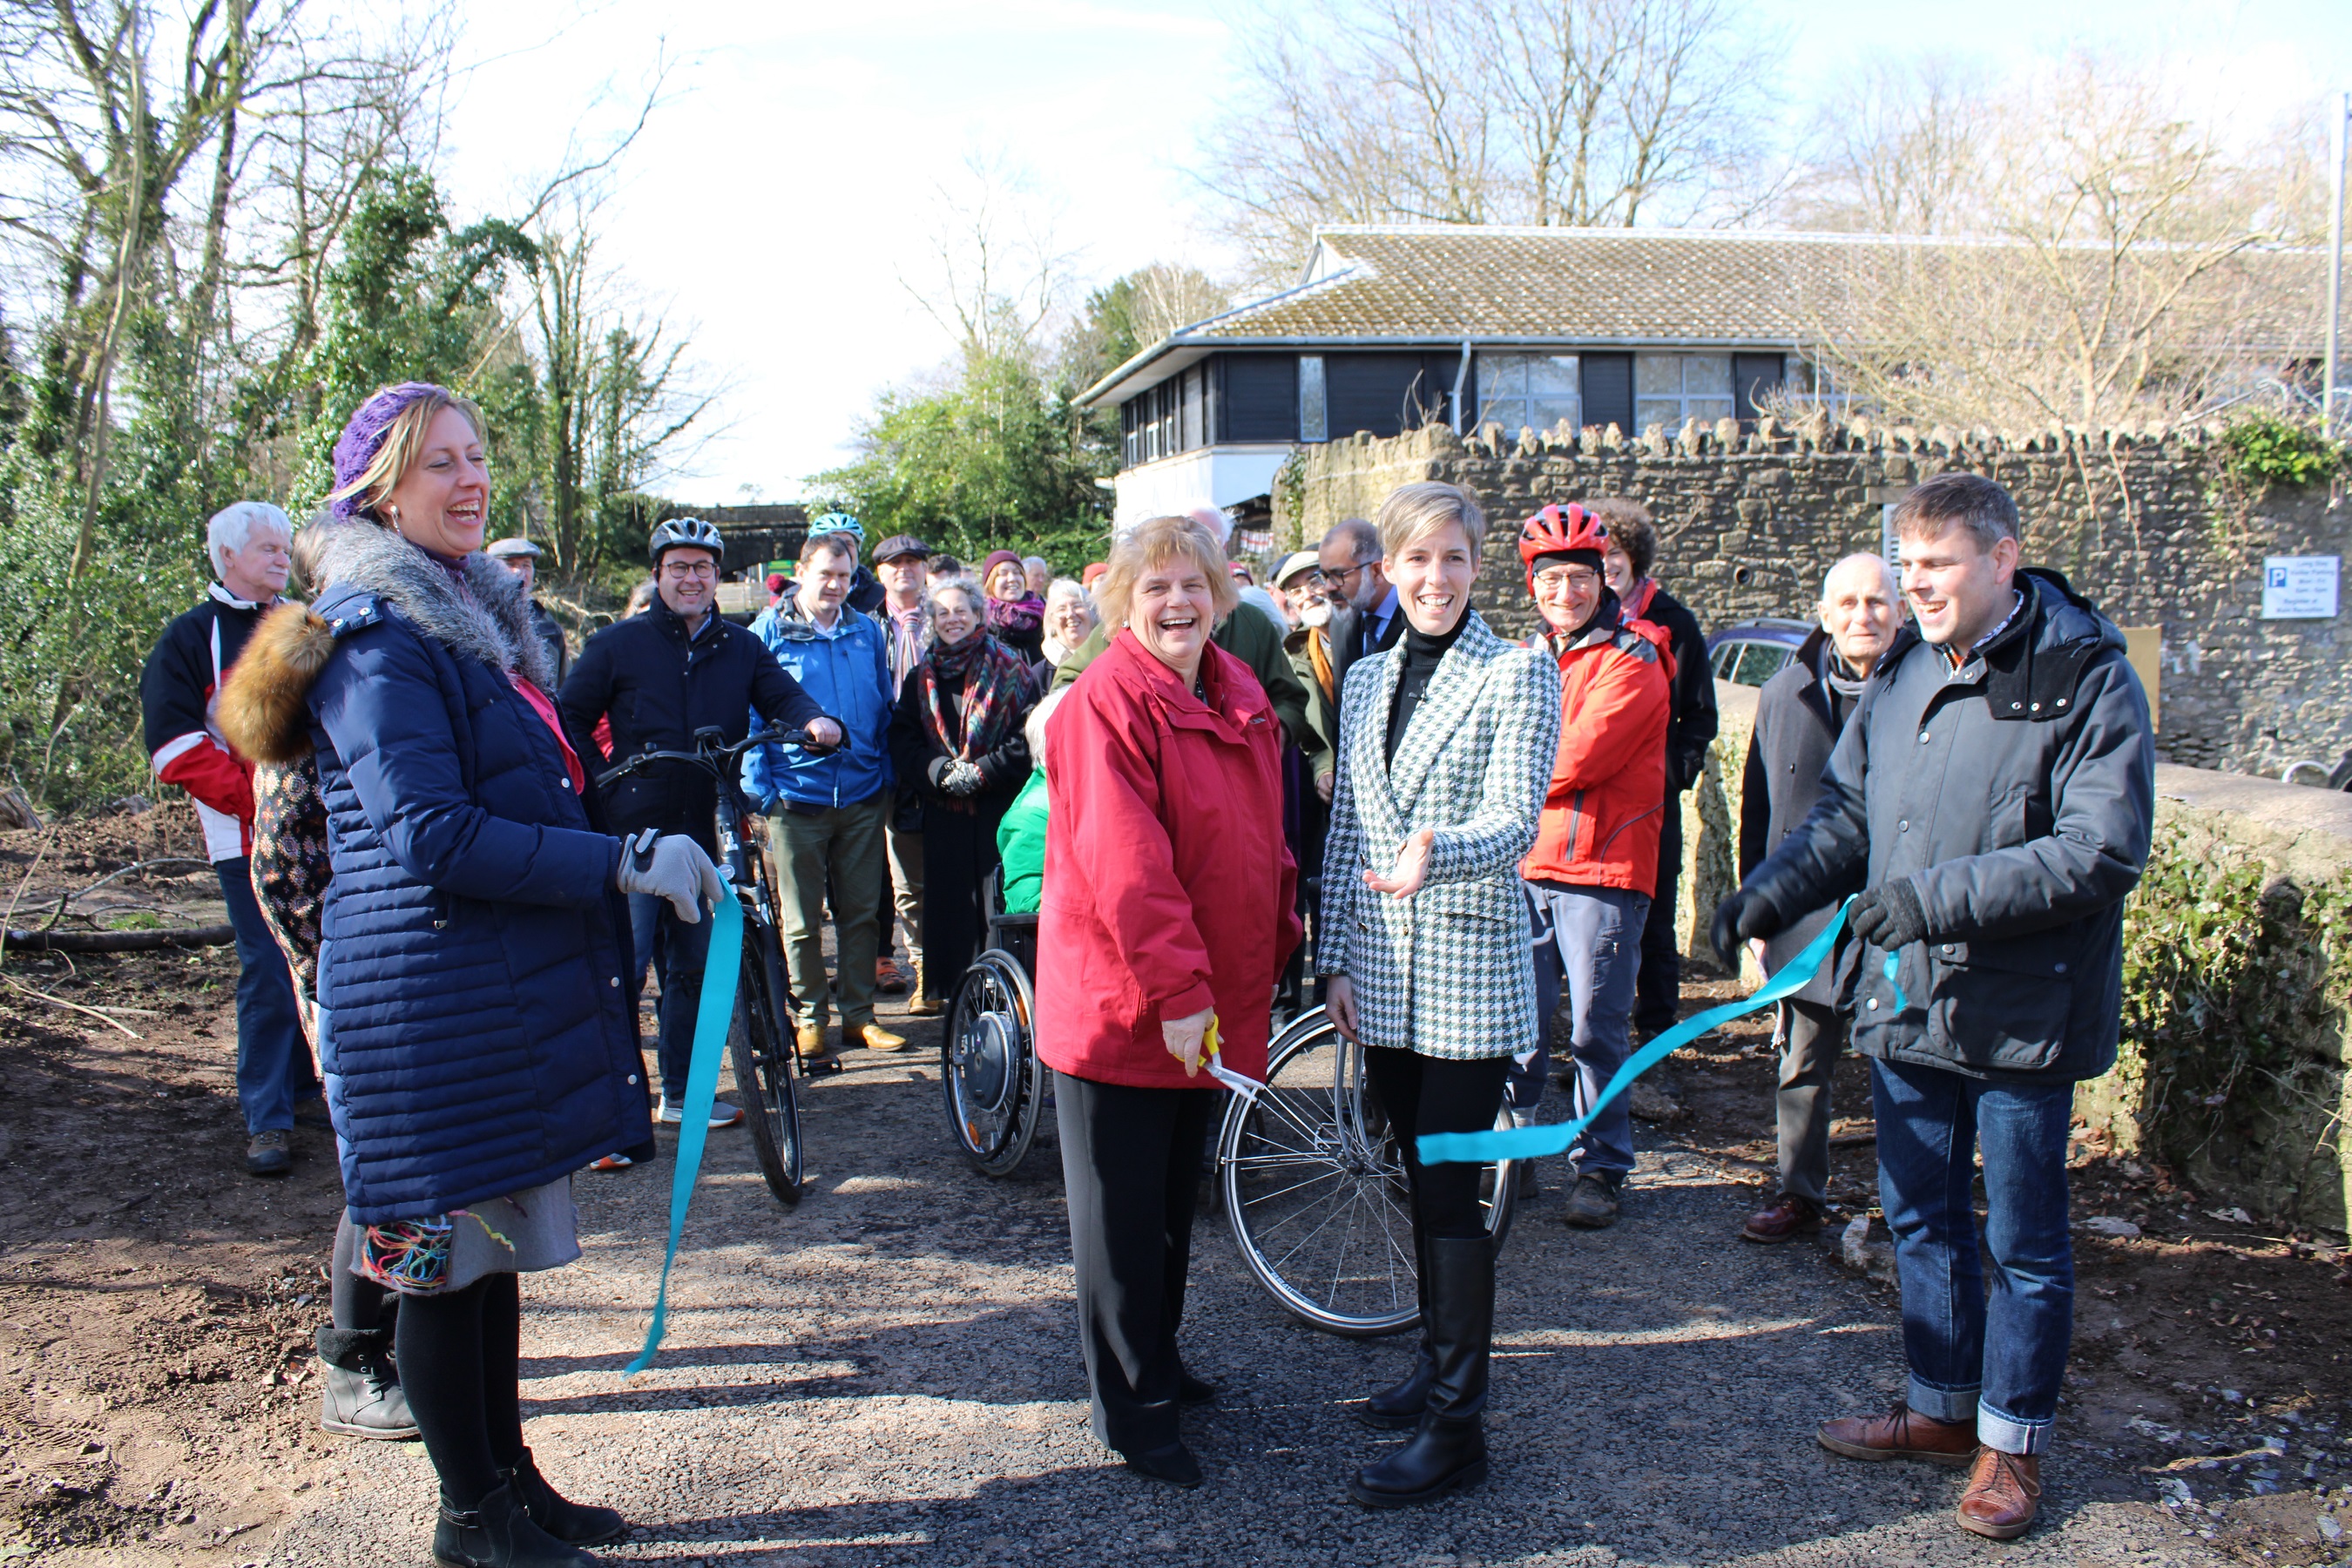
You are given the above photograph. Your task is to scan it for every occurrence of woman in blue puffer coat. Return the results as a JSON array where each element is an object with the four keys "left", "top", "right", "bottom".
[{"left": 222, "top": 382, "right": 728, "bottom": 1568}]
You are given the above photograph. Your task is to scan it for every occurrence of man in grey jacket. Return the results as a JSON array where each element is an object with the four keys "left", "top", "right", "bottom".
[{"left": 1713, "top": 473, "right": 2153, "bottom": 1543}]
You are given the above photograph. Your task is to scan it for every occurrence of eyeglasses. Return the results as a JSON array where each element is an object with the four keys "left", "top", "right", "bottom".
[
  {"left": 1321, "top": 561, "right": 1370, "bottom": 586},
  {"left": 661, "top": 559, "right": 718, "bottom": 580},
  {"left": 1532, "top": 567, "right": 1600, "bottom": 596}
]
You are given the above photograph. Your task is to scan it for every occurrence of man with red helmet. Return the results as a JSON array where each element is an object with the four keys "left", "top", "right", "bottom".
[{"left": 1512, "top": 504, "right": 1673, "bottom": 1230}]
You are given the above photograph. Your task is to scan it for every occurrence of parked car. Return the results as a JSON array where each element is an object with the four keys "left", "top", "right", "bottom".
[{"left": 1703, "top": 618, "right": 1813, "bottom": 687}]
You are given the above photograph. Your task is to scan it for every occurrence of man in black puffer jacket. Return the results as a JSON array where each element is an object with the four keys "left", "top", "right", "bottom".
[
  {"left": 562, "top": 518, "right": 840, "bottom": 1132},
  {"left": 1713, "top": 473, "right": 2153, "bottom": 1544}
]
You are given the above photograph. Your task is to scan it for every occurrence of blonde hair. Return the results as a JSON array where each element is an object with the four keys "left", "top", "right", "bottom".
[
  {"left": 1093, "top": 514, "right": 1240, "bottom": 629},
  {"left": 328, "top": 390, "right": 488, "bottom": 525},
  {"left": 1375, "top": 481, "right": 1487, "bottom": 558}
]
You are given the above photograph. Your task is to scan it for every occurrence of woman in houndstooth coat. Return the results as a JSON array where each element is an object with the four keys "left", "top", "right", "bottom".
[{"left": 1318, "top": 482, "right": 1560, "bottom": 1511}]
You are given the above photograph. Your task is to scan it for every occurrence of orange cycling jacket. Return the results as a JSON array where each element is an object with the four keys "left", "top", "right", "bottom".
[{"left": 1520, "top": 597, "right": 1675, "bottom": 894}]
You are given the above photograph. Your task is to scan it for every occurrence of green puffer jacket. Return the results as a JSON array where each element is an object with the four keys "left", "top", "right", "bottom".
[{"left": 996, "top": 768, "right": 1048, "bottom": 914}]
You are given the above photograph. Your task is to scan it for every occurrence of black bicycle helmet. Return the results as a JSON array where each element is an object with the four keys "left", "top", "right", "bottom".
[{"left": 649, "top": 516, "right": 725, "bottom": 566}]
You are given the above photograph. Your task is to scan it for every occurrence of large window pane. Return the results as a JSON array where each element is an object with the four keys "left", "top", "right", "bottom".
[
  {"left": 1524, "top": 355, "right": 1578, "bottom": 394},
  {"left": 1530, "top": 395, "right": 1581, "bottom": 433},
  {"left": 1635, "top": 398, "right": 1681, "bottom": 429},
  {"left": 1681, "top": 355, "right": 1732, "bottom": 395},
  {"left": 1687, "top": 398, "right": 1735, "bottom": 423},
  {"left": 1635, "top": 354, "right": 1680, "bottom": 395},
  {"left": 1299, "top": 355, "right": 1328, "bottom": 443}
]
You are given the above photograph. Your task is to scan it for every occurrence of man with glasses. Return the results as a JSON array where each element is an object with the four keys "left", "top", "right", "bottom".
[
  {"left": 1317, "top": 517, "right": 1403, "bottom": 687},
  {"left": 1511, "top": 504, "right": 1673, "bottom": 1230},
  {"left": 563, "top": 518, "right": 842, "bottom": 1139}
]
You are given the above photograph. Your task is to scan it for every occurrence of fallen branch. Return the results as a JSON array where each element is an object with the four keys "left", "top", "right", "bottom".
[
  {"left": 1, "top": 974, "right": 142, "bottom": 1037},
  {"left": 3, "top": 923, "right": 235, "bottom": 953}
]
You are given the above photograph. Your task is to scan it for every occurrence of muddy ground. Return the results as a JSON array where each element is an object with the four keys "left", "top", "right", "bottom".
[{"left": 4, "top": 809, "right": 2351, "bottom": 1565}]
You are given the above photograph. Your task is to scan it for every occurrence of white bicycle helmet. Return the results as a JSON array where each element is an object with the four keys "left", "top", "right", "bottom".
[{"left": 649, "top": 516, "right": 725, "bottom": 566}]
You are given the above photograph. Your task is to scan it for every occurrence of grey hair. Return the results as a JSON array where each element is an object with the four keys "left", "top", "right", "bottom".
[
  {"left": 1022, "top": 554, "right": 1050, "bottom": 575},
  {"left": 1321, "top": 517, "right": 1380, "bottom": 564},
  {"left": 1375, "top": 482, "right": 1487, "bottom": 558},
  {"left": 1024, "top": 686, "right": 1068, "bottom": 767},
  {"left": 207, "top": 500, "right": 293, "bottom": 577},
  {"left": 1821, "top": 552, "right": 1900, "bottom": 604},
  {"left": 1044, "top": 577, "right": 1089, "bottom": 610},
  {"left": 1891, "top": 471, "right": 2019, "bottom": 553},
  {"left": 926, "top": 577, "right": 983, "bottom": 618}
]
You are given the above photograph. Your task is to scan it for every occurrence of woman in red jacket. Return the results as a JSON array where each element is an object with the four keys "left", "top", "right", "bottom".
[
  {"left": 1511, "top": 504, "right": 1673, "bottom": 1232},
  {"left": 1036, "top": 513, "right": 1300, "bottom": 1490}
]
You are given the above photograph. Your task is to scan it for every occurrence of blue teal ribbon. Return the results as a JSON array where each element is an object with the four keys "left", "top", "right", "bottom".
[
  {"left": 1418, "top": 896, "right": 1855, "bottom": 1166},
  {"left": 1882, "top": 950, "right": 1908, "bottom": 1011},
  {"left": 626, "top": 892, "right": 741, "bottom": 1375}
]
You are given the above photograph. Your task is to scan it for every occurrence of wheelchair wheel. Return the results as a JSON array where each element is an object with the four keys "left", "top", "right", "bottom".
[
  {"left": 1219, "top": 1008, "right": 1517, "bottom": 1336},
  {"left": 730, "top": 937, "right": 803, "bottom": 1206},
  {"left": 941, "top": 949, "right": 1044, "bottom": 1177}
]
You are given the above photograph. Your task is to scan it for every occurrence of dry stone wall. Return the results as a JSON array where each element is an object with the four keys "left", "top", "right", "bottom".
[{"left": 1275, "top": 417, "right": 2352, "bottom": 777}]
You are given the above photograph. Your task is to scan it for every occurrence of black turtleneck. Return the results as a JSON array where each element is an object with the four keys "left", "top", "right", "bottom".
[{"left": 1385, "top": 610, "right": 1471, "bottom": 761}]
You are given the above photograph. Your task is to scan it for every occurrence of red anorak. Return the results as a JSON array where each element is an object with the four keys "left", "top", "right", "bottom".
[
  {"left": 1037, "top": 631, "right": 1300, "bottom": 1089},
  {"left": 1521, "top": 605, "right": 1674, "bottom": 893}
]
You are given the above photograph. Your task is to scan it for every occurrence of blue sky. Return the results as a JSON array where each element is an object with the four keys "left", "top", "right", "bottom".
[{"left": 438, "top": 0, "right": 2352, "bottom": 501}]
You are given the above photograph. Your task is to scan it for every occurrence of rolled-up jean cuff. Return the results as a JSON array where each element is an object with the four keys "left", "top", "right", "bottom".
[
  {"left": 1907, "top": 1375, "right": 1978, "bottom": 1425},
  {"left": 1977, "top": 1402, "right": 2050, "bottom": 1456}
]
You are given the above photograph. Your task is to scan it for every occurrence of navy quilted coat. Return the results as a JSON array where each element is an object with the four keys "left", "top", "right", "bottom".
[{"left": 226, "top": 525, "right": 646, "bottom": 1223}]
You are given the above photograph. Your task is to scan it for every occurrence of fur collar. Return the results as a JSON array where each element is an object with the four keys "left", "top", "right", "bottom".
[{"left": 217, "top": 524, "right": 554, "bottom": 764}]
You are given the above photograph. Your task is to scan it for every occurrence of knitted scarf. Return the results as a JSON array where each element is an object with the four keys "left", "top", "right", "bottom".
[
  {"left": 986, "top": 591, "right": 1044, "bottom": 640},
  {"left": 920, "top": 629, "right": 1035, "bottom": 764}
]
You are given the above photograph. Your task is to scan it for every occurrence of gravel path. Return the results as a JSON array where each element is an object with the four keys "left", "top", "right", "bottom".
[{"left": 260, "top": 1005, "right": 2203, "bottom": 1568}]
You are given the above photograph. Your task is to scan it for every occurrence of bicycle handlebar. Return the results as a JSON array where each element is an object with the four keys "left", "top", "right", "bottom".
[{"left": 593, "top": 727, "right": 830, "bottom": 791}]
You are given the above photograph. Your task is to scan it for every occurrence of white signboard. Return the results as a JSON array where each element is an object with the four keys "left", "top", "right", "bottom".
[{"left": 2261, "top": 556, "right": 2340, "bottom": 620}]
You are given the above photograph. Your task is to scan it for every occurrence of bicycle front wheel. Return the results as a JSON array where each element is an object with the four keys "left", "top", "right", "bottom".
[
  {"left": 729, "top": 936, "right": 803, "bottom": 1205},
  {"left": 1220, "top": 1010, "right": 1517, "bottom": 1336}
]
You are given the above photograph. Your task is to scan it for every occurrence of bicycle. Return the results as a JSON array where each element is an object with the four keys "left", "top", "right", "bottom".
[
  {"left": 1219, "top": 1005, "right": 1518, "bottom": 1336},
  {"left": 596, "top": 725, "right": 824, "bottom": 1206}
]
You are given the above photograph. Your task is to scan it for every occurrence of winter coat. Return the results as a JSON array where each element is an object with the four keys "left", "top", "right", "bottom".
[
  {"left": 1624, "top": 578, "right": 1718, "bottom": 794},
  {"left": 1737, "top": 625, "right": 1916, "bottom": 1005},
  {"left": 1036, "top": 633, "right": 1299, "bottom": 1088},
  {"left": 997, "top": 768, "right": 1048, "bottom": 915},
  {"left": 140, "top": 585, "right": 278, "bottom": 862},
  {"left": 1317, "top": 612, "right": 1562, "bottom": 1059},
  {"left": 1520, "top": 594, "right": 1673, "bottom": 894},
  {"left": 527, "top": 600, "right": 571, "bottom": 690},
  {"left": 558, "top": 600, "right": 826, "bottom": 854},
  {"left": 217, "top": 525, "right": 645, "bottom": 1224},
  {"left": 1057, "top": 598, "right": 1321, "bottom": 769},
  {"left": 740, "top": 598, "right": 896, "bottom": 812},
  {"left": 1739, "top": 569, "right": 2155, "bottom": 1084}
]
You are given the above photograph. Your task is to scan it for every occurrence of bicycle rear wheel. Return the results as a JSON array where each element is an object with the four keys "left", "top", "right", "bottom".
[
  {"left": 730, "top": 936, "right": 802, "bottom": 1205},
  {"left": 941, "top": 950, "right": 1044, "bottom": 1177},
  {"left": 1220, "top": 1009, "right": 1516, "bottom": 1336}
]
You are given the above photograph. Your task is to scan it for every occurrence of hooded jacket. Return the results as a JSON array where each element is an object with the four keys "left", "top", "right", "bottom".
[
  {"left": 1520, "top": 592, "right": 1673, "bottom": 894},
  {"left": 1738, "top": 569, "right": 2155, "bottom": 1083},
  {"left": 217, "top": 525, "right": 645, "bottom": 1222},
  {"left": 1036, "top": 633, "right": 1300, "bottom": 1088},
  {"left": 140, "top": 585, "right": 278, "bottom": 862},
  {"left": 740, "top": 594, "right": 896, "bottom": 811}
]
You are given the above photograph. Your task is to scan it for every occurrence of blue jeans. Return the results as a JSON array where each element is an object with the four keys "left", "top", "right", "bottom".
[
  {"left": 1872, "top": 1056, "right": 2075, "bottom": 1454},
  {"left": 216, "top": 858, "right": 314, "bottom": 1135},
  {"left": 628, "top": 891, "right": 713, "bottom": 1105},
  {"left": 1514, "top": 882, "right": 1648, "bottom": 1175}
]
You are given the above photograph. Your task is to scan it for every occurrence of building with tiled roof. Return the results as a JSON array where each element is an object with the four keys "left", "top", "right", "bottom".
[{"left": 1081, "top": 225, "right": 2323, "bottom": 530}]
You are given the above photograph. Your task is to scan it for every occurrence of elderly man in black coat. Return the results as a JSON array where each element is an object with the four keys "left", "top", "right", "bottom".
[
  {"left": 1715, "top": 473, "right": 2154, "bottom": 1543},
  {"left": 1734, "top": 553, "right": 1908, "bottom": 1245}
]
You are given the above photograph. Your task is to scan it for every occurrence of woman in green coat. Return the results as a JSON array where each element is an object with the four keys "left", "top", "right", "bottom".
[{"left": 995, "top": 688, "right": 1066, "bottom": 914}]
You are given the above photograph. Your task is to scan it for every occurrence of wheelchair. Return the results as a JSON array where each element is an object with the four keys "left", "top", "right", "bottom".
[
  {"left": 939, "top": 869, "right": 1520, "bottom": 1337},
  {"left": 940, "top": 872, "right": 1044, "bottom": 1178}
]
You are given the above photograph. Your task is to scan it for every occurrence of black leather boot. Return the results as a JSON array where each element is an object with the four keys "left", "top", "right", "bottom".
[
  {"left": 316, "top": 1326, "right": 417, "bottom": 1439},
  {"left": 504, "top": 1448, "right": 626, "bottom": 1546},
  {"left": 1349, "top": 1234, "right": 1492, "bottom": 1508},
  {"left": 1357, "top": 1221, "right": 1435, "bottom": 1429},
  {"left": 430, "top": 1481, "right": 597, "bottom": 1566}
]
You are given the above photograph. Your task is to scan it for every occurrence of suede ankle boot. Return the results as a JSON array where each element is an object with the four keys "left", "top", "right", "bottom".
[
  {"left": 503, "top": 1448, "right": 625, "bottom": 1546},
  {"left": 1349, "top": 1234, "right": 1493, "bottom": 1508},
  {"left": 430, "top": 1481, "right": 597, "bottom": 1567},
  {"left": 315, "top": 1326, "right": 417, "bottom": 1439}
]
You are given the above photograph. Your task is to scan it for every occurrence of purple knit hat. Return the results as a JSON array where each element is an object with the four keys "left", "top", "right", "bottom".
[{"left": 328, "top": 382, "right": 450, "bottom": 523}]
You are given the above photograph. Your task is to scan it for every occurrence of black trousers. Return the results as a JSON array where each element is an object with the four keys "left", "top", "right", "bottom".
[
  {"left": 1363, "top": 1049, "right": 1511, "bottom": 1238},
  {"left": 1054, "top": 1071, "right": 1217, "bottom": 1454},
  {"left": 1634, "top": 792, "right": 1684, "bottom": 1037}
]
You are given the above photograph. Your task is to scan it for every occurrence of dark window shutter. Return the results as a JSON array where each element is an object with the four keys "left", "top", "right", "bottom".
[
  {"left": 1326, "top": 353, "right": 1456, "bottom": 440},
  {"left": 1581, "top": 354, "right": 1633, "bottom": 435},
  {"left": 1734, "top": 354, "right": 1786, "bottom": 425},
  {"left": 1222, "top": 354, "right": 1298, "bottom": 442}
]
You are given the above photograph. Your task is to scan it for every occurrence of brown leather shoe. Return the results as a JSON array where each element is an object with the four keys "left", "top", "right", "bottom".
[
  {"left": 1741, "top": 1192, "right": 1823, "bottom": 1244},
  {"left": 850, "top": 1022, "right": 909, "bottom": 1053},
  {"left": 1817, "top": 1403, "right": 1980, "bottom": 1466},
  {"left": 794, "top": 1024, "right": 842, "bottom": 1071},
  {"left": 875, "top": 957, "right": 909, "bottom": 995},
  {"left": 1957, "top": 1447, "right": 2040, "bottom": 1539}
]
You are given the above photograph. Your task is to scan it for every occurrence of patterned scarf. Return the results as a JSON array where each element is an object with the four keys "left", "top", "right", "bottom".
[
  {"left": 987, "top": 591, "right": 1044, "bottom": 639},
  {"left": 920, "top": 629, "right": 1035, "bottom": 763}
]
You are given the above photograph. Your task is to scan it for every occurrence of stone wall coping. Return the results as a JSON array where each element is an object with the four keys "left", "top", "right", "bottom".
[{"left": 1419, "top": 410, "right": 2220, "bottom": 462}]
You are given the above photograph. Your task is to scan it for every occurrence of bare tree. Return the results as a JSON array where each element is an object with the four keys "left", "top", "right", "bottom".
[
  {"left": 1130, "top": 262, "right": 1231, "bottom": 345},
  {"left": 902, "top": 150, "right": 1079, "bottom": 368},
  {"left": 1200, "top": 0, "right": 1781, "bottom": 284}
]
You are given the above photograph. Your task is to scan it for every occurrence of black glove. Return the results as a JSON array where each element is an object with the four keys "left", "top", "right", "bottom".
[
  {"left": 1709, "top": 888, "right": 1783, "bottom": 973},
  {"left": 1850, "top": 879, "right": 1928, "bottom": 950}
]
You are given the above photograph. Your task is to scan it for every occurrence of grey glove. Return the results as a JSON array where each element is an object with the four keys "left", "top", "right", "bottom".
[
  {"left": 941, "top": 759, "right": 985, "bottom": 796},
  {"left": 614, "top": 830, "right": 726, "bottom": 923},
  {"left": 1850, "top": 879, "right": 1929, "bottom": 950}
]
